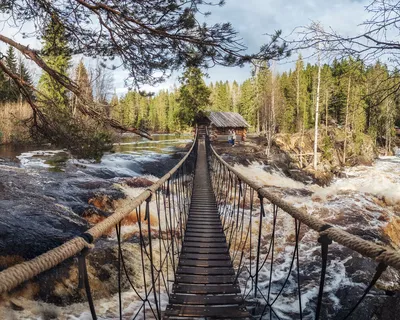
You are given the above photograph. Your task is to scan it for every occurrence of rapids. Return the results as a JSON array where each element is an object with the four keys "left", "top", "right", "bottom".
[{"left": 1, "top": 142, "right": 400, "bottom": 319}]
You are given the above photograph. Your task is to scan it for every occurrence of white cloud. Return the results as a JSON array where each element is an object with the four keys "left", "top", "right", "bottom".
[{"left": 0, "top": 0, "right": 372, "bottom": 93}]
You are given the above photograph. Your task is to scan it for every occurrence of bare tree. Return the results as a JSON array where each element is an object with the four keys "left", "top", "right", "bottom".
[
  {"left": 288, "top": 0, "right": 400, "bottom": 104},
  {"left": 343, "top": 77, "right": 352, "bottom": 164},
  {"left": 265, "top": 60, "right": 276, "bottom": 158},
  {"left": 313, "top": 44, "right": 322, "bottom": 170},
  {"left": 0, "top": 0, "right": 287, "bottom": 143}
]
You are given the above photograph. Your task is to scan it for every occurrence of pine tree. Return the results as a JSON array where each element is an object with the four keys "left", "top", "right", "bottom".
[
  {"left": 176, "top": 67, "right": 211, "bottom": 127},
  {"left": 231, "top": 81, "right": 241, "bottom": 112},
  {"left": 5, "top": 46, "right": 19, "bottom": 102},
  {"left": 18, "top": 56, "right": 34, "bottom": 100},
  {"left": 109, "top": 93, "right": 119, "bottom": 120},
  {"left": 38, "top": 16, "right": 71, "bottom": 109},
  {"left": 213, "top": 81, "right": 231, "bottom": 111},
  {"left": 72, "top": 59, "right": 93, "bottom": 116},
  {"left": 238, "top": 80, "right": 256, "bottom": 128},
  {"left": 280, "top": 71, "right": 296, "bottom": 132}
]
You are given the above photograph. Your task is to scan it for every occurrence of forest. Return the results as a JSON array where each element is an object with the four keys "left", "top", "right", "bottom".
[
  {"left": 111, "top": 56, "right": 399, "bottom": 156},
  {"left": 0, "top": 0, "right": 399, "bottom": 163}
]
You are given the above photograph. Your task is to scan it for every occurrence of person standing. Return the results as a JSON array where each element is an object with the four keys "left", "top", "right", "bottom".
[
  {"left": 232, "top": 129, "right": 236, "bottom": 147},
  {"left": 228, "top": 130, "right": 232, "bottom": 146},
  {"left": 241, "top": 130, "right": 247, "bottom": 142}
]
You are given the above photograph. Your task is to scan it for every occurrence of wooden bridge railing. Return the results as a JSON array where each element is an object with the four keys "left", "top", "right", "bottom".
[
  {"left": 0, "top": 130, "right": 199, "bottom": 319},
  {"left": 206, "top": 134, "right": 400, "bottom": 319}
]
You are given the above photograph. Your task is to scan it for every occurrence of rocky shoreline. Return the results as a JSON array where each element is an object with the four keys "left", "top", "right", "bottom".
[
  {"left": 212, "top": 129, "right": 377, "bottom": 187},
  {"left": 0, "top": 140, "right": 191, "bottom": 314},
  {"left": 212, "top": 136, "right": 400, "bottom": 320}
]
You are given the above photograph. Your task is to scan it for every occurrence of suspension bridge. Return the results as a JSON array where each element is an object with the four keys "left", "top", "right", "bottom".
[{"left": 0, "top": 126, "right": 400, "bottom": 319}]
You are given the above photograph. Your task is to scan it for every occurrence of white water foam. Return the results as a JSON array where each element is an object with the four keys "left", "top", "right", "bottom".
[{"left": 17, "top": 150, "right": 66, "bottom": 169}]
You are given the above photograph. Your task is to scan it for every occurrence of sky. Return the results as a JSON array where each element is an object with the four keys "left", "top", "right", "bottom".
[
  {"left": 0, "top": 0, "right": 372, "bottom": 96},
  {"left": 132, "top": 0, "right": 371, "bottom": 95}
]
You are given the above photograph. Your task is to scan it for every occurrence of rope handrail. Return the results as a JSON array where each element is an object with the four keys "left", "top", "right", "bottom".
[
  {"left": 208, "top": 142, "right": 400, "bottom": 271},
  {"left": 0, "top": 129, "right": 198, "bottom": 295}
]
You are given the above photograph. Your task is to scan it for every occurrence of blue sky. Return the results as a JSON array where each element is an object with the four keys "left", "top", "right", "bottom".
[
  {"left": 0, "top": 0, "right": 371, "bottom": 96},
  {"left": 132, "top": 0, "right": 371, "bottom": 94}
]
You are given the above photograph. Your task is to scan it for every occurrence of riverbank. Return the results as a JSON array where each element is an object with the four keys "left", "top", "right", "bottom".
[
  {"left": 0, "top": 134, "right": 192, "bottom": 317},
  {"left": 212, "top": 137, "right": 400, "bottom": 319},
  {"left": 213, "top": 128, "right": 378, "bottom": 186}
]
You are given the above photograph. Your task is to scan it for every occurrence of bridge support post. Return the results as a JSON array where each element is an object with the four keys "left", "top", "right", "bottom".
[
  {"left": 254, "top": 194, "right": 265, "bottom": 300},
  {"left": 315, "top": 233, "right": 332, "bottom": 320}
]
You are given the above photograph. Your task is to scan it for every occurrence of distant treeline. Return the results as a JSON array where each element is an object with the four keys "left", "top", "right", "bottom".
[{"left": 112, "top": 56, "right": 399, "bottom": 151}]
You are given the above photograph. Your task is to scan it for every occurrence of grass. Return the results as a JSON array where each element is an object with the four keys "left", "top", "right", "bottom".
[{"left": 0, "top": 102, "right": 32, "bottom": 144}]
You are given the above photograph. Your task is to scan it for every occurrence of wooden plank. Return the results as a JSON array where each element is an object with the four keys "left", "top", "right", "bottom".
[
  {"left": 176, "top": 266, "right": 234, "bottom": 276},
  {"left": 169, "top": 294, "right": 243, "bottom": 305},
  {"left": 183, "top": 242, "right": 227, "bottom": 248},
  {"left": 184, "top": 232, "right": 225, "bottom": 238},
  {"left": 190, "top": 206, "right": 218, "bottom": 209},
  {"left": 187, "top": 218, "right": 221, "bottom": 222},
  {"left": 181, "top": 247, "right": 229, "bottom": 254},
  {"left": 179, "top": 259, "right": 233, "bottom": 267},
  {"left": 184, "top": 237, "right": 226, "bottom": 243},
  {"left": 188, "top": 215, "right": 219, "bottom": 218},
  {"left": 172, "top": 284, "right": 241, "bottom": 294},
  {"left": 188, "top": 217, "right": 221, "bottom": 225},
  {"left": 164, "top": 305, "right": 249, "bottom": 318},
  {"left": 186, "top": 223, "right": 222, "bottom": 227},
  {"left": 188, "top": 216, "right": 220, "bottom": 220},
  {"left": 185, "top": 224, "right": 222, "bottom": 229},
  {"left": 187, "top": 215, "right": 219, "bottom": 219},
  {"left": 185, "top": 228, "right": 223, "bottom": 233},
  {"left": 180, "top": 253, "right": 231, "bottom": 260},
  {"left": 175, "top": 274, "right": 236, "bottom": 284}
]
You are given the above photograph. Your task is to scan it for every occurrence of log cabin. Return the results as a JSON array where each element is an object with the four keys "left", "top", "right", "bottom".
[{"left": 205, "top": 111, "right": 250, "bottom": 141}]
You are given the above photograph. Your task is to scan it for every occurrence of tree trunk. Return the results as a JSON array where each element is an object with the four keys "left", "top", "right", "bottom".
[
  {"left": 343, "top": 76, "right": 351, "bottom": 164},
  {"left": 325, "top": 89, "right": 328, "bottom": 135},
  {"left": 296, "top": 66, "right": 300, "bottom": 132},
  {"left": 313, "top": 51, "right": 322, "bottom": 170},
  {"left": 385, "top": 99, "right": 390, "bottom": 156},
  {"left": 254, "top": 65, "right": 260, "bottom": 134},
  {"left": 267, "top": 78, "right": 275, "bottom": 158}
]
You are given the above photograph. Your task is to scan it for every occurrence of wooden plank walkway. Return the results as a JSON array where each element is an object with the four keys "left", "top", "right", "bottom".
[{"left": 164, "top": 137, "right": 250, "bottom": 319}]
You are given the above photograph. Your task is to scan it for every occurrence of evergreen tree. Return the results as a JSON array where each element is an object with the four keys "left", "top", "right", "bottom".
[
  {"left": 213, "top": 81, "right": 231, "bottom": 111},
  {"left": 231, "top": 81, "right": 241, "bottom": 112},
  {"left": 176, "top": 67, "right": 211, "bottom": 127},
  {"left": 18, "top": 56, "right": 34, "bottom": 101},
  {"left": 280, "top": 71, "right": 296, "bottom": 132},
  {"left": 37, "top": 16, "right": 71, "bottom": 109},
  {"left": 5, "top": 46, "right": 19, "bottom": 102},
  {"left": 238, "top": 79, "right": 256, "bottom": 128},
  {"left": 73, "top": 59, "right": 93, "bottom": 115}
]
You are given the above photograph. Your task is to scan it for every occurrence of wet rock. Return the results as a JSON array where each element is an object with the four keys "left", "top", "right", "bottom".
[
  {"left": 44, "top": 152, "right": 69, "bottom": 166},
  {"left": 122, "top": 177, "right": 154, "bottom": 188},
  {"left": 73, "top": 180, "right": 111, "bottom": 190},
  {"left": 383, "top": 216, "right": 400, "bottom": 249},
  {"left": 0, "top": 203, "right": 88, "bottom": 261}
]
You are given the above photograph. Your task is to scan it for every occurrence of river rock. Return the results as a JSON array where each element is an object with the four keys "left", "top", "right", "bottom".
[{"left": 122, "top": 177, "right": 154, "bottom": 188}]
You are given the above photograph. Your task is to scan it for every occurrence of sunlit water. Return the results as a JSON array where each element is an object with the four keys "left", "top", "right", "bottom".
[
  {"left": 2, "top": 143, "right": 400, "bottom": 319},
  {"left": 0, "top": 133, "right": 192, "bottom": 177}
]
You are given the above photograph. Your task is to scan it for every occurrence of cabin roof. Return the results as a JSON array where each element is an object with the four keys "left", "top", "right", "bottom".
[{"left": 207, "top": 112, "right": 249, "bottom": 128}]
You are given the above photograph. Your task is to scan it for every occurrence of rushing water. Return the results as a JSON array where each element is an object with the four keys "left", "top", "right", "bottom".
[
  {"left": 231, "top": 156, "right": 400, "bottom": 318},
  {"left": 0, "top": 133, "right": 192, "bottom": 177},
  {"left": 1, "top": 143, "right": 399, "bottom": 319}
]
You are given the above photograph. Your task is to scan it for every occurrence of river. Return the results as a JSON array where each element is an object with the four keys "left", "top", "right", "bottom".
[
  {"left": 1, "top": 140, "right": 399, "bottom": 319},
  {"left": 0, "top": 133, "right": 193, "bottom": 176}
]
